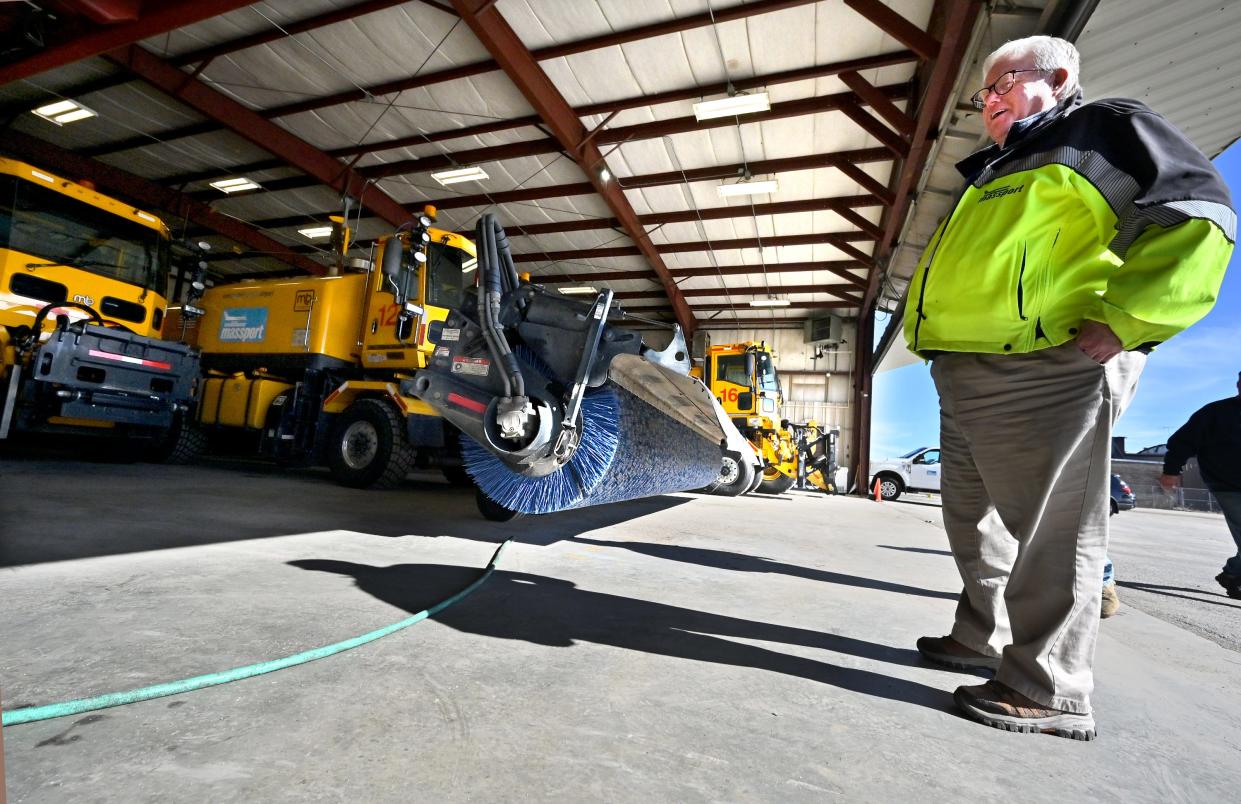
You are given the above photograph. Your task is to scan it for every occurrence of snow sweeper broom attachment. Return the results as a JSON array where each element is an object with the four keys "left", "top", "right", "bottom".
[{"left": 412, "top": 214, "right": 741, "bottom": 520}]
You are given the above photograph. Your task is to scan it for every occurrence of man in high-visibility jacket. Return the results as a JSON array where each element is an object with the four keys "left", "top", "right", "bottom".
[{"left": 903, "top": 35, "right": 1234, "bottom": 740}]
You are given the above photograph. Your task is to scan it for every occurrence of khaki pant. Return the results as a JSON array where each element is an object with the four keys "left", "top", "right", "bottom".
[{"left": 931, "top": 343, "right": 1145, "bottom": 713}]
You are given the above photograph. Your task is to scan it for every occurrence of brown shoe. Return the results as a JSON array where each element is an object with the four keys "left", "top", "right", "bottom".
[
  {"left": 954, "top": 680, "right": 1096, "bottom": 740},
  {"left": 1101, "top": 584, "right": 1120, "bottom": 618},
  {"left": 916, "top": 635, "right": 1000, "bottom": 671}
]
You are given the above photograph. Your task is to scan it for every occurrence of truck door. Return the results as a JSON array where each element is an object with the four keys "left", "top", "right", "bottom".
[{"left": 909, "top": 449, "right": 941, "bottom": 491}]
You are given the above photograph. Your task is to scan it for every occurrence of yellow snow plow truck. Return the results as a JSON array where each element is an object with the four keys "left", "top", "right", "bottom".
[
  {"left": 695, "top": 341, "right": 799, "bottom": 496},
  {"left": 0, "top": 157, "right": 201, "bottom": 460},
  {"left": 188, "top": 209, "right": 478, "bottom": 488}
]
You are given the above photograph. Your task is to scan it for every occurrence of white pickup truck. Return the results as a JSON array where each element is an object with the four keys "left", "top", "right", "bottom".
[{"left": 870, "top": 447, "right": 941, "bottom": 501}]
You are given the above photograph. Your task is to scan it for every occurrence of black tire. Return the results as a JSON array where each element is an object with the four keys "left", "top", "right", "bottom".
[
  {"left": 746, "top": 464, "right": 764, "bottom": 494},
  {"left": 440, "top": 429, "right": 472, "bottom": 486},
  {"left": 758, "top": 471, "right": 796, "bottom": 495},
  {"left": 328, "top": 399, "right": 414, "bottom": 489},
  {"left": 441, "top": 465, "right": 472, "bottom": 486},
  {"left": 713, "top": 452, "right": 755, "bottom": 497},
  {"left": 874, "top": 473, "right": 904, "bottom": 501},
  {"left": 694, "top": 477, "right": 723, "bottom": 494},
  {"left": 1110, "top": 498, "right": 1119, "bottom": 515},
  {"left": 146, "top": 413, "right": 207, "bottom": 465},
  {"left": 476, "top": 487, "right": 523, "bottom": 521}
]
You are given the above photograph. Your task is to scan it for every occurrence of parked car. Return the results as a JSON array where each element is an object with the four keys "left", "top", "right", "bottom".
[
  {"left": 870, "top": 446, "right": 941, "bottom": 501},
  {"left": 1111, "top": 474, "right": 1135, "bottom": 514},
  {"left": 870, "top": 452, "right": 1135, "bottom": 511}
]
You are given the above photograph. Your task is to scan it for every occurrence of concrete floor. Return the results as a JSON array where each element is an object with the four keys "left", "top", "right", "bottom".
[{"left": 2, "top": 455, "right": 1240, "bottom": 803}]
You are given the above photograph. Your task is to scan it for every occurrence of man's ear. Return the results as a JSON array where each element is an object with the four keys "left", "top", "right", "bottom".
[{"left": 1052, "top": 67, "right": 1071, "bottom": 97}]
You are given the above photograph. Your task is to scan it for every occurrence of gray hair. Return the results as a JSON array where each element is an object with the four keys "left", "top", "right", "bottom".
[{"left": 982, "top": 36, "right": 1081, "bottom": 100}]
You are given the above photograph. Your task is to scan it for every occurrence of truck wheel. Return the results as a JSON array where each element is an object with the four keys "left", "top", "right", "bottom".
[
  {"left": 476, "top": 487, "right": 522, "bottom": 521},
  {"left": 441, "top": 465, "right": 472, "bottom": 486},
  {"left": 713, "top": 453, "right": 755, "bottom": 497},
  {"left": 329, "top": 399, "right": 414, "bottom": 489},
  {"left": 440, "top": 430, "right": 472, "bottom": 486},
  {"left": 746, "top": 465, "right": 764, "bottom": 494},
  {"left": 146, "top": 413, "right": 207, "bottom": 465},
  {"left": 758, "top": 472, "right": 796, "bottom": 495},
  {"left": 874, "top": 473, "right": 904, "bottom": 501}
]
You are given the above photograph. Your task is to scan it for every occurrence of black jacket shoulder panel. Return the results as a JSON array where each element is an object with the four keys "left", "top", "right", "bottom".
[{"left": 956, "top": 96, "right": 1232, "bottom": 214}]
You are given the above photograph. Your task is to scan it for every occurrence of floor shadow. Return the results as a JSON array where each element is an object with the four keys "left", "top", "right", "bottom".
[
  {"left": 0, "top": 454, "right": 695, "bottom": 567},
  {"left": 289, "top": 559, "right": 950, "bottom": 713},
  {"left": 571, "top": 537, "right": 958, "bottom": 601},
  {"left": 891, "top": 499, "right": 943, "bottom": 509},
  {"left": 1116, "top": 580, "right": 1241, "bottom": 609},
  {"left": 877, "top": 545, "right": 953, "bottom": 557}
]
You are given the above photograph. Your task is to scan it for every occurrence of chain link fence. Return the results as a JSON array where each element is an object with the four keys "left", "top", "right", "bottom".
[{"left": 1132, "top": 484, "right": 1224, "bottom": 513}]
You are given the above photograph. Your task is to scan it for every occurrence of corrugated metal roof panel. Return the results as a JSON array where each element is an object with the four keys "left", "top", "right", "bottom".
[
  {"left": 1076, "top": 0, "right": 1241, "bottom": 157},
  {"left": 0, "top": 0, "right": 980, "bottom": 327}
]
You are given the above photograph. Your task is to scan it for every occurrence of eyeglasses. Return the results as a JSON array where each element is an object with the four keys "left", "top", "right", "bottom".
[{"left": 970, "top": 69, "right": 1049, "bottom": 110}]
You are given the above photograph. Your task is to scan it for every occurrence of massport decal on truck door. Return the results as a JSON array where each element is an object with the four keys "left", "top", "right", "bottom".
[{"left": 219, "top": 308, "right": 268, "bottom": 342}]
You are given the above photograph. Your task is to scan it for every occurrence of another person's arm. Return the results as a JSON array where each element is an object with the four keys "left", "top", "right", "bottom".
[{"left": 1160, "top": 406, "right": 1208, "bottom": 489}]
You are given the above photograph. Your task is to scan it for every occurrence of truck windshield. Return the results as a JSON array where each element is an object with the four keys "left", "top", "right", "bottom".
[
  {"left": 425, "top": 239, "right": 467, "bottom": 309},
  {"left": 0, "top": 174, "right": 169, "bottom": 294},
  {"left": 755, "top": 351, "right": 780, "bottom": 392}
]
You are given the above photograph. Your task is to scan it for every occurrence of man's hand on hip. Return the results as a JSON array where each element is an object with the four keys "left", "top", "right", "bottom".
[{"left": 1075, "top": 320, "right": 1123, "bottom": 363}]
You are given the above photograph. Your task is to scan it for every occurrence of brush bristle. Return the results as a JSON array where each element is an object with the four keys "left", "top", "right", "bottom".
[
  {"left": 563, "top": 386, "right": 720, "bottom": 510},
  {"left": 465, "top": 383, "right": 722, "bottom": 515},
  {"left": 463, "top": 388, "right": 620, "bottom": 513}
]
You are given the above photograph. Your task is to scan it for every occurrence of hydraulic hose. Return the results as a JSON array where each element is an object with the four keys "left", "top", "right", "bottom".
[
  {"left": 475, "top": 214, "right": 524, "bottom": 398},
  {"left": 2, "top": 539, "right": 511, "bottom": 728}
]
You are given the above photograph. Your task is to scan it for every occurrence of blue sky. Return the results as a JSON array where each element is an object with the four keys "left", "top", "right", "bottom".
[{"left": 871, "top": 140, "right": 1241, "bottom": 459}]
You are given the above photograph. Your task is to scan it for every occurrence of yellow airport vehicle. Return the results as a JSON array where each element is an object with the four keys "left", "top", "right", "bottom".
[
  {"left": 0, "top": 157, "right": 201, "bottom": 459},
  {"left": 188, "top": 210, "right": 477, "bottom": 488},
  {"left": 791, "top": 419, "right": 839, "bottom": 494},
  {"left": 692, "top": 341, "right": 800, "bottom": 495}
]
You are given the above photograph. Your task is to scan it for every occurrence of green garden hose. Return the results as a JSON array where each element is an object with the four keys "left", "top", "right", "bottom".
[{"left": 2, "top": 540, "right": 511, "bottom": 727}]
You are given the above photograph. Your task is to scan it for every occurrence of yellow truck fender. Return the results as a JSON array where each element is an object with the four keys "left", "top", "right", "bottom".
[{"left": 321, "top": 380, "right": 439, "bottom": 418}]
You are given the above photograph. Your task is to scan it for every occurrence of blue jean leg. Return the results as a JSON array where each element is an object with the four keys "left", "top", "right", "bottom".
[
  {"left": 1103, "top": 556, "right": 1114, "bottom": 587},
  {"left": 1212, "top": 489, "right": 1241, "bottom": 576}
]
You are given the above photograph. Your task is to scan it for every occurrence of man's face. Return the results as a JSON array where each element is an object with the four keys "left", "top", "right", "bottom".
[{"left": 980, "top": 56, "right": 1062, "bottom": 145}]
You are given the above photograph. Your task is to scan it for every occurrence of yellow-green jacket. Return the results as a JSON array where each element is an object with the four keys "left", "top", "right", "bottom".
[{"left": 905, "top": 93, "right": 1235, "bottom": 357}]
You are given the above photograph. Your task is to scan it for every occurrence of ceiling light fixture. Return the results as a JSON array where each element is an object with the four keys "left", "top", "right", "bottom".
[
  {"left": 432, "top": 166, "right": 489, "bottom": 186},
  {"left": 210, "top": 177, "right": 261, "bottom": 194},
  {"left": 719, "top": 179, "right": 778, "bottom": 198},
  {"left": 558, "top": 286, "right": 599, "bottom": 296},
  {"left": 693, "top": 91, "right": 771, "bottom": 122},
  {"left": 297, "top": 226, "right": 334, "bottom": 239},
  {"left": 32, "top": 99, "right": 97, "bottom": 126},
  {"left": 598, "top": 166, "right": 612, "bottom": 183},
  {"left": 749, "top": 298, "right": 791, "bottom": 307}
]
